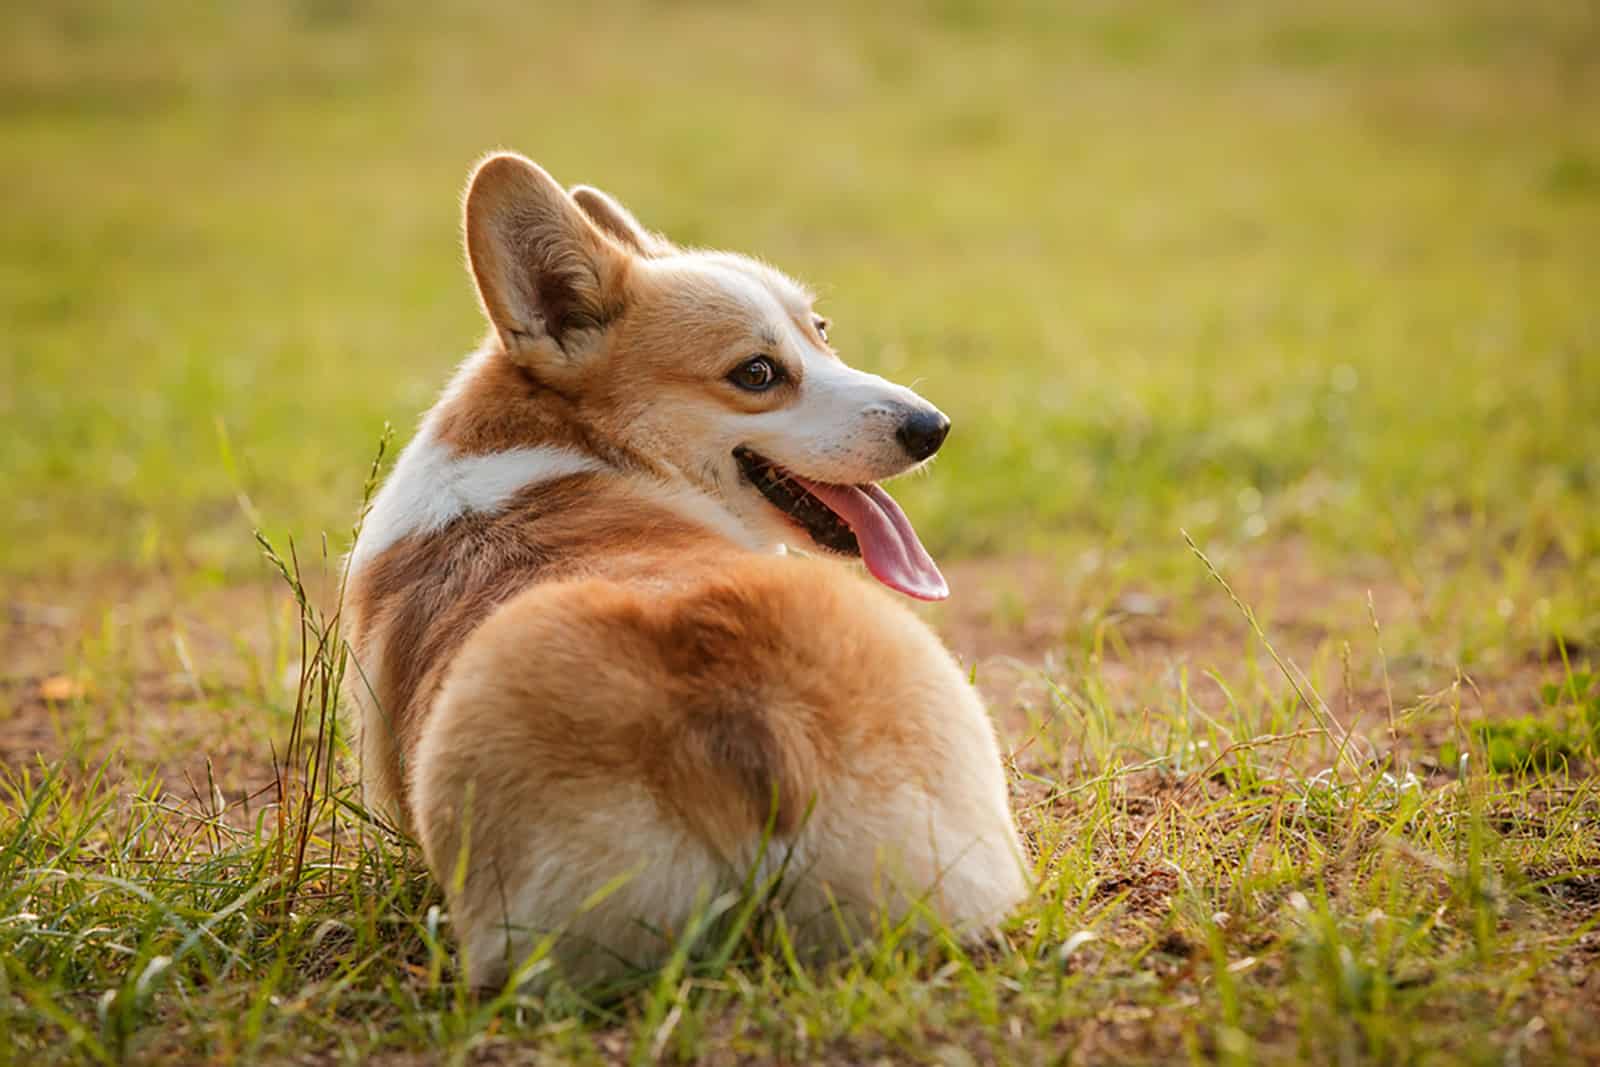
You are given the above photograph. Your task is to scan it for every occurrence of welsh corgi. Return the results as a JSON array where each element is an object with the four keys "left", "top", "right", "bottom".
[{"left": 345, "top": 152, "right": 1028, "bottom": 988}]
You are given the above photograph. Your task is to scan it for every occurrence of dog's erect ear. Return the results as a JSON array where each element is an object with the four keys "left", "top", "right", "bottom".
[
  {"left": 570, "top": 185, "right": 675, "bottom": 258},
  {"left": 464, "top": 153, "right": 631, "bottom": 378}
]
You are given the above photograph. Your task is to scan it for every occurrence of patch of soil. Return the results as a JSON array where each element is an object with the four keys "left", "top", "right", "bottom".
[
  {"left": 2, "top": 570, "right": 301, "bottom": 800},
  {"left": 1090, "top": 863, "right": 1182, "bottom": 917},
  {"left": 936, "top": 545, "right": 1582, "bottom": 782}
]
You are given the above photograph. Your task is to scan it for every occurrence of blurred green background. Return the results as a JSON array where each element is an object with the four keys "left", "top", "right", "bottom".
[{"left": 3, "top": 0, "right": 1597, "bottom": 614}]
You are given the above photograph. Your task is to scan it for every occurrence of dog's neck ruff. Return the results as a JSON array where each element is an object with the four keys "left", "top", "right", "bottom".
[
  {"left": 350, "top": 430, "right": 772, "bottom": 573},
  {"left": 349, "top": 433, "right": 606, "bottom": 571}
]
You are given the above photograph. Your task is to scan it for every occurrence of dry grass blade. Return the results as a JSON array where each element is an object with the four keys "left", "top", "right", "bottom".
[{"left": 1181, "top": 530, "right": 1374, "bottom": 776}]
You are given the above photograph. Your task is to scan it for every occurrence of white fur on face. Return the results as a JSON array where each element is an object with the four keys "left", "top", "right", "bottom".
[
  {"left": 690, "top": 259, "right": 941, "bottom": 486},
  {"left": 741, "top": 354, "right": 933, "bottom": 485},
  {"left": 652, "top": 256, "right": 940, "bottom": 481},
  {"left": 614, "top": 255, "right": 948, "bottom": 552}
]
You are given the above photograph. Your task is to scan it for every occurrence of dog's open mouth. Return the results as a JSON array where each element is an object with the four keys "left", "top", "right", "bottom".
[{"left": 733, "top": 446, "right": 949, "bottom": 601}]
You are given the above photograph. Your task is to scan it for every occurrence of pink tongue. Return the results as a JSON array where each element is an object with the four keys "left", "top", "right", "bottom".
[{"left": 790, "top": 477, "right": 949, "bottom": 601}]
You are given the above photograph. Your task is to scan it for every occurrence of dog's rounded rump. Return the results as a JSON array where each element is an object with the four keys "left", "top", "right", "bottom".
[{"left": 410, "top": 554, "right": 1028, "bottom": 989}]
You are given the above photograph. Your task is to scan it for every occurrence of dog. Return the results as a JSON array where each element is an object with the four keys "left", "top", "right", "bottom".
[{"left": 345, "top": 152, "right": 1028, "bottom": 988}]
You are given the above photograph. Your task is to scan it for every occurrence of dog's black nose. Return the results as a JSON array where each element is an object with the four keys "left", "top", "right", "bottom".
[{"left": 896, "top": 409, "right": 951, "bottom": 461}]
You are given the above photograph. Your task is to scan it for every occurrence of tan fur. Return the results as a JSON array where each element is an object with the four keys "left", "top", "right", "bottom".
[{"left": 345, "top": 152, "right": 1029, "bottom": 988}]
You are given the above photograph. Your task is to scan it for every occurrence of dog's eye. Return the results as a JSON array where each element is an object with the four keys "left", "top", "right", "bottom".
[
  {"left": 814, "top": 317, "right": 830, "bottom": 343},
  {"left": 729, "top": 355, "right": 781, "bottom": 392}
]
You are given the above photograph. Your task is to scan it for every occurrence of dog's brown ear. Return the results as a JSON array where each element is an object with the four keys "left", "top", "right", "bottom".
[
  {"left": 570, "top": 185, "right": 675, "bottom": 258},
  {"left": 464, "top": 153, "right": 630, "bottom": 379}
]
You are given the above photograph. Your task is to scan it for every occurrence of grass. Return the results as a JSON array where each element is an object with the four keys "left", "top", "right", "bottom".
[
  {"left": 2, "top": 0, "right": 1598, "bottom": 1062},
  {"left": 5, "top": 547, "right": 1598, "bottom": 1064}
]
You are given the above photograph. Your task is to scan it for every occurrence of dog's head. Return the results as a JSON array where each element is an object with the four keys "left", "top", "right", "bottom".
[{"left": 463, "top": 152, "right": 950, "bottom": 599}]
